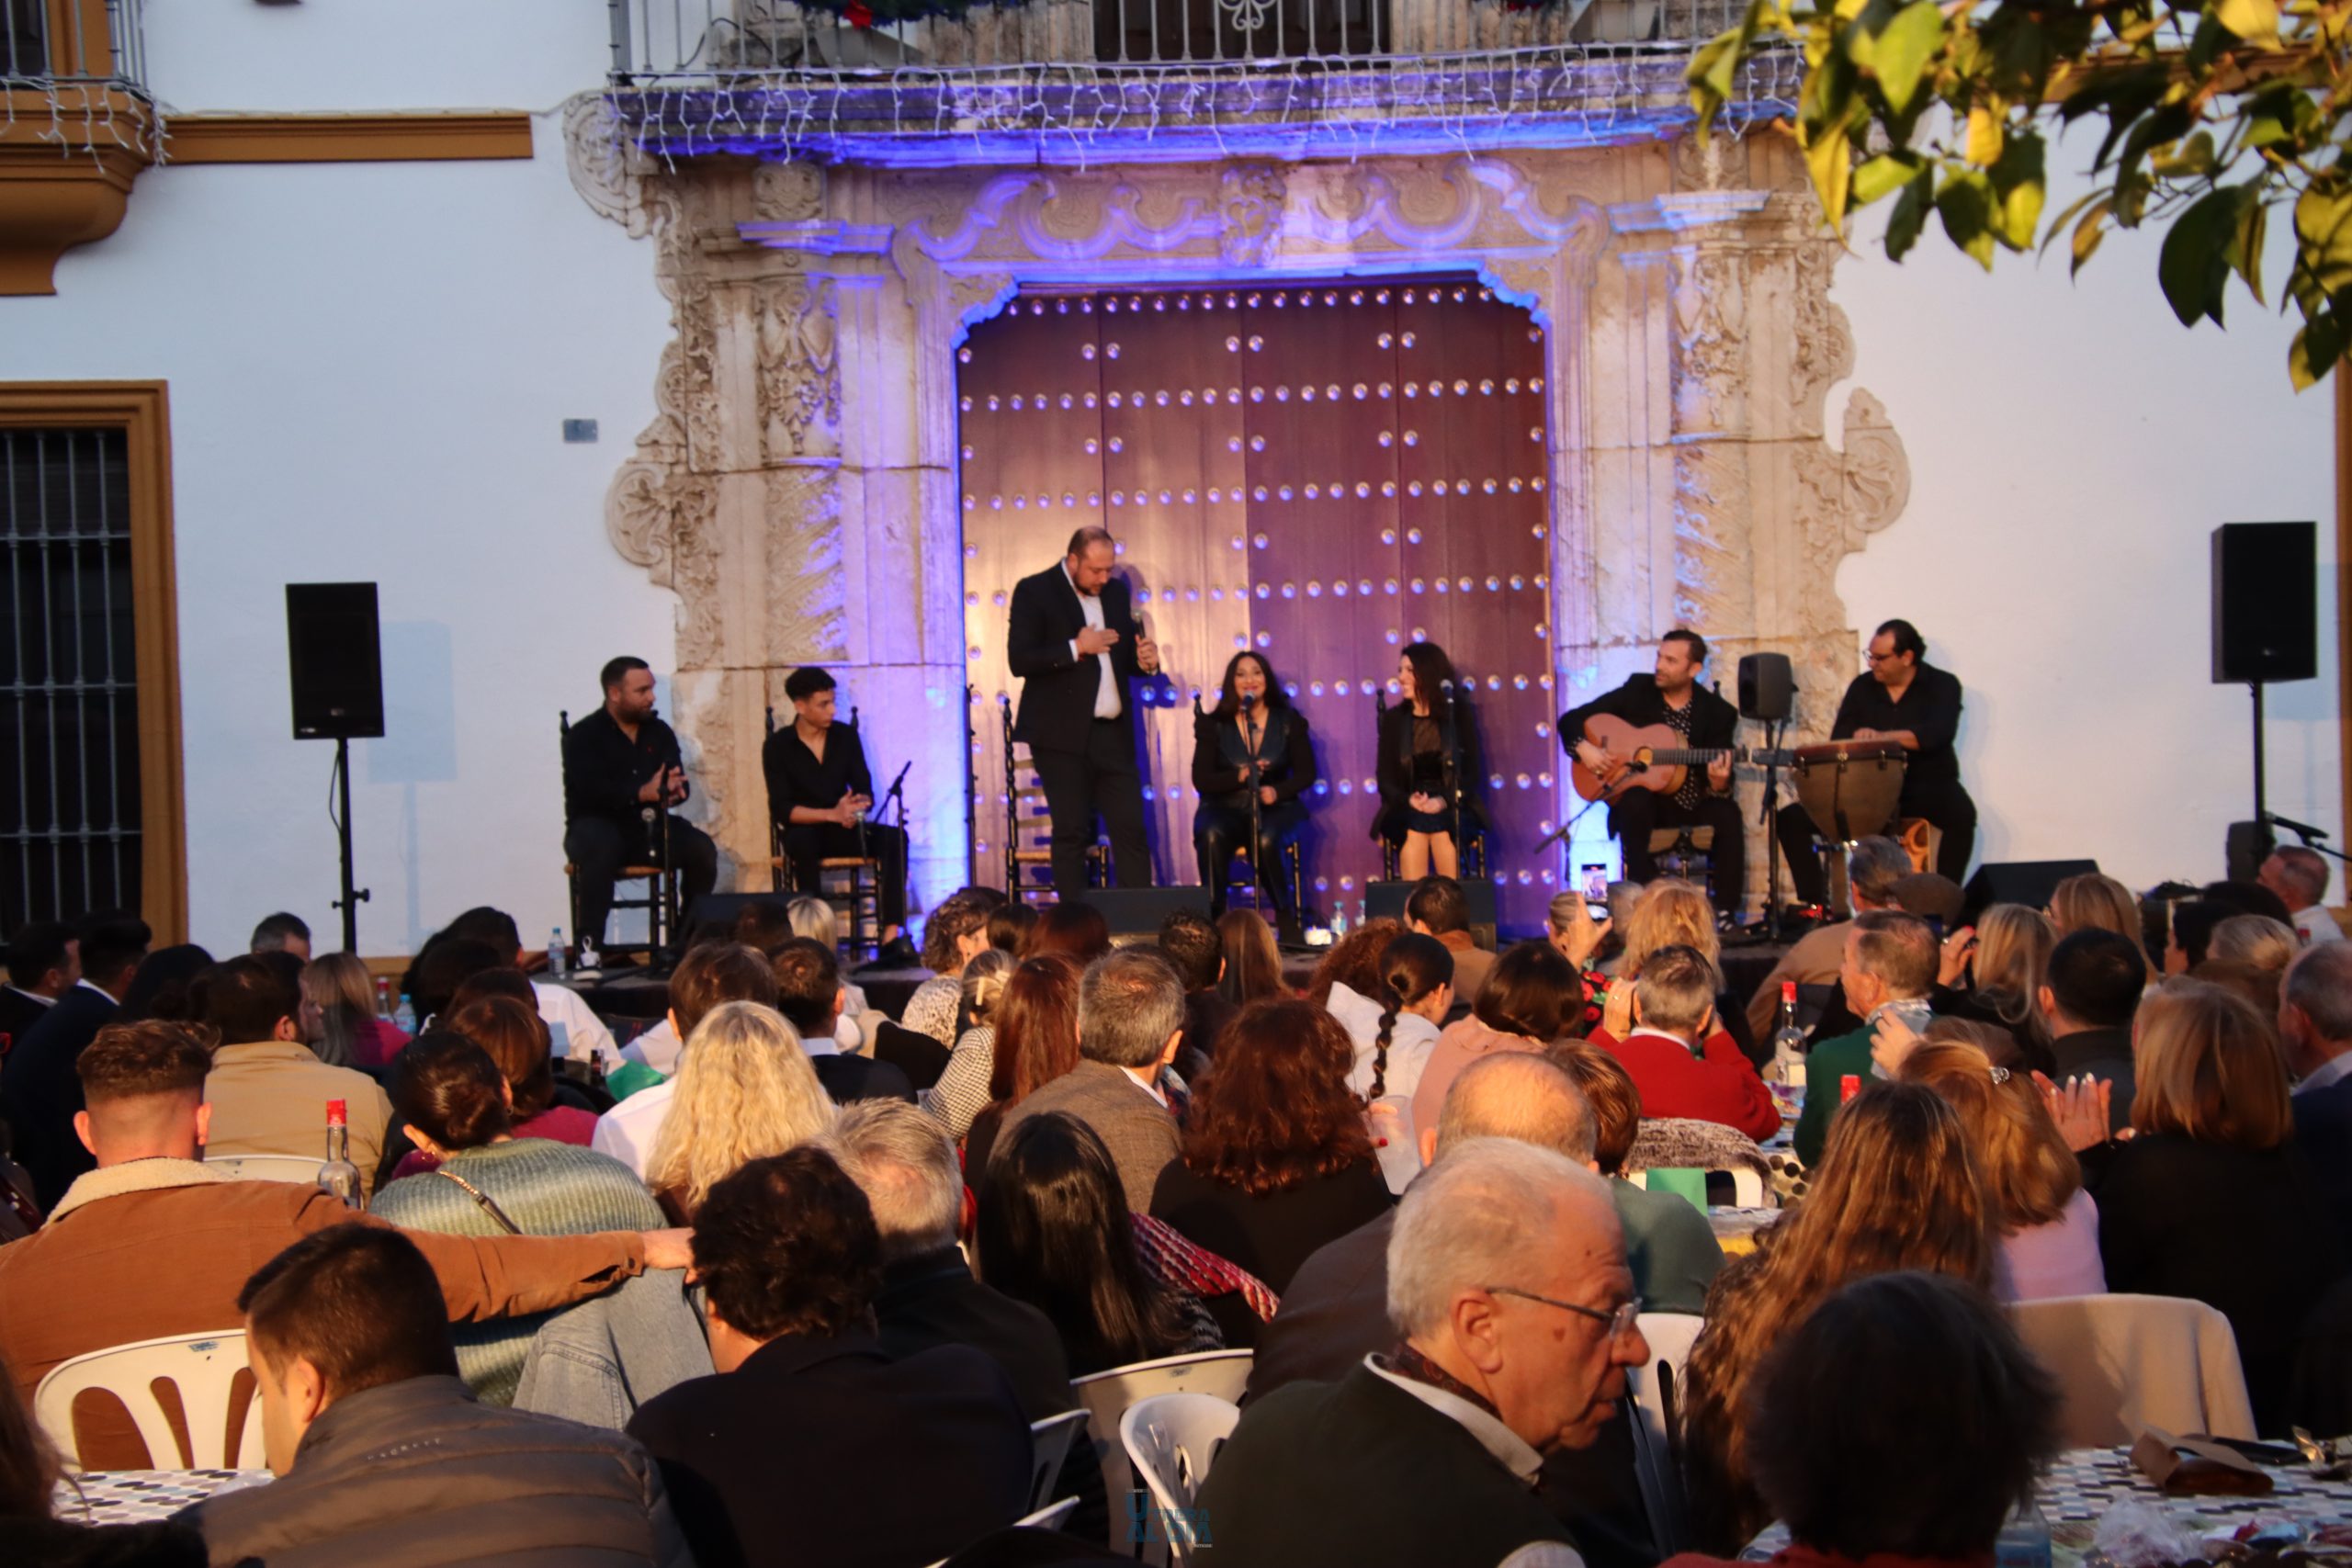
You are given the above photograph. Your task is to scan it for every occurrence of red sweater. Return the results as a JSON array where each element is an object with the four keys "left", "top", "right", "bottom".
[{"left": 1587, "top": 1025, "right": 1781, "bottom": 1143}]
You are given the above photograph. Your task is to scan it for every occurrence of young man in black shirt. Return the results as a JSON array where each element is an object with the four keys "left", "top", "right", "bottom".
[
  {"left": 1776, "top": 617, "right": 1977, "bottom": 904},
  {"left": 561, "top": 657, "right": 719, "bottom": 951},
  {"left": 762, "top": 666, "right": 909, "bottom": 937},
  {"left": 1558, "top": 629, "right": 1745, "bottom": 915}
]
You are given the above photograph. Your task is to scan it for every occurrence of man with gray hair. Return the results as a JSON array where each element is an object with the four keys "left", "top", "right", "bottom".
[
  {"left": 2264, "top": 844, "right": 2345, "bottom": 949},
  {"left": 995, "top": 949, "right": 1183, "bottom": 1211},
  {"left": 832, "top": 1100, "right": 1087, "bottom": 1473},
  {"left": 2285, "top": 942, "right": 2352, "bottom": 1251},
  {"left": 1794, "top": 908, "right": 1940, "bottom": 1167},
  {"left": 1602, "top": 944, "right": 1780, "bottom": 1142},
  {"left": 1248, "top": 1053, "right": 1657, "bottom": 1568},
  {"left": 1201, "top": 1138, "right": 1645, "bottom": 1567},
  {"left": 1745, "top": 833, "right": 1914, "bottom": 1039}
]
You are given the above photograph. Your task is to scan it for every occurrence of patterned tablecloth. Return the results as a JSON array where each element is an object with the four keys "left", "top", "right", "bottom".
[
  {"left": 1748, "top": 1446, "right": 2352, "bottom": 1562},
  {"left": 52, "top": 1469, "right": 273, "bottom": 1526},
  {"left": 1708, "top": 1207, "right": 1778, "bottom": 1254}
]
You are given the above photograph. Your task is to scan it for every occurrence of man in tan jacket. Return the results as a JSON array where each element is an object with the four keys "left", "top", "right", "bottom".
[
  {"left": 0, "top": 1021, "right": 690, "bottom": 1468},
  {"left": 194, "top": 953, "right": 393, "bottom": 1193}
]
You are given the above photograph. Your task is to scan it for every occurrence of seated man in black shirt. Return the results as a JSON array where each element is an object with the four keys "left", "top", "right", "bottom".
[
  {"left": 1776, "top": 618, "right": 1976, "bottom": 904},
  {"left": 762, "top": 666, "right": 909, "bottom": 940},
  {"left": 1558, "top": 629, "right": 1745, "bottom": 915},
  {"left": 561, "top": 656, "right": 719, "bottom": 952}
]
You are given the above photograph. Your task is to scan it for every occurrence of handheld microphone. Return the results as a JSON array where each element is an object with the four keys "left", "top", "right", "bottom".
[{"left": 1239, "top": 692, "right": 1257, "bottom": 711}]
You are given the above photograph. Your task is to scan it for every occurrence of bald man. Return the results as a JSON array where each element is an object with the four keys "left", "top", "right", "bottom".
[{"left": 1200, "top": 1138, "right": 1645, "bottom": 1568}]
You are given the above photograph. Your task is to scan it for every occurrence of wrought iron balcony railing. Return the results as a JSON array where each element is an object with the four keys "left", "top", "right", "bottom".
[
  {"left": 604, "top": 0, "right": 1797, "bottom": 163},
  {"left": 3, "top": 0, "right": 156, "bottom": 159}
]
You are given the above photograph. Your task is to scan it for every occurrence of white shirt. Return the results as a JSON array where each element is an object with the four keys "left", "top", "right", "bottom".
[
  {"left": 1122, "top": 1064, "right": 1170, "bottom": 1109},
  {"left": 590, "top": 1078, "right": 678, "bottom": 1179},
  {"left": 1363, "top": 1354, "right": 1547, "bottom": 1487},
  {"left": 2297, "top": 1051, "right": 2352, "bottom": 1097},
  {"left": 4, "top": 985, "right": 56, "bottom": 1010},
  {"left": 799, "top": 1032, "right": 842, "bottom": 1059},
  {"left": 1327, "top": 982, "right": 1442, "bottom": 1106},
  {"left": 1064, "top": 562, "right": 1121, "bottom": 720},
  {"left": 2295, "top": 904, "right": 2346, "bottom": 948},
  {"left": 620, "top": 1015, "right": 684, "bottom": 1076},
  {"left": 533, "top": 981, "right": 618, "bottom": 1062}
]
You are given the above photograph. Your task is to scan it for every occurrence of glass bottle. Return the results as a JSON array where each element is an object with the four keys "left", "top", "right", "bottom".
[
  {"left": 1769, "top": 981, "right": 1807, "bottom": 1087},
  {"left": 317, "top": 1100, "right": 363, "bottom": 1208}
]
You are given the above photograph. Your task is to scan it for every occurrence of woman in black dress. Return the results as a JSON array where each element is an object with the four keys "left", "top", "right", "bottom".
[
  {"left": 1192, "top": 651, "right": 1317, "bottom": 925},
  {"left": 1374, "top": 639, "right": 1482, "bottom": 878}
]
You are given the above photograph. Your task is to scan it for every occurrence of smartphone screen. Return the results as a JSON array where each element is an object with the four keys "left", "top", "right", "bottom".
[{"left": 1581, "top": 863, "right": 1610, "bottom": 920}]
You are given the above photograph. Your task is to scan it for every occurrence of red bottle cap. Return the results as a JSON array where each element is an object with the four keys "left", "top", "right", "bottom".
[
  {"left": 1781, "top": 980, "right": 1797, "bottom": 1002},
  {"left": 1840, "top": 1074, "right": 1860, "bottom": 1104},
  {"left": 327, "top": 1099, "right": 348, "bottom": 1127}
]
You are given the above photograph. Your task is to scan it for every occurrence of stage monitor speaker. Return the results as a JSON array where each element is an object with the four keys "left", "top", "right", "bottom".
[
  {"left": 1363, "top": 878, "right": 1500, "bottom": 950},
  {"left": 1083, "top": 886, "right": 1213, "bottom": 937},
  {"left": 2211, "top": 521, "right": 2317, "bottom": 684},
  {"left": 286, "top": 582, "right": 385, "bottom": 739},
  {"left": 1737, "top": 652, "right": 1794, "bottom": 722},
  {"left": 684, "top": 892, "right": 797, "bottom": 940},
  {"left": 1962, "top": 859, "right": 2100, "bottom": 921}
]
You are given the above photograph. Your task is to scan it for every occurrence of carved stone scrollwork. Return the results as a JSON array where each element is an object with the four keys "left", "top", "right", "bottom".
[
  {"left": 1840, "top": 389, "right": 1910, "bottom": 536},
  {"left": 752, "top": 160, "right": 822, "bottom": 222},
  {"left": 562, "top": 93, "right": 655, "bottom": 240},
  {"left": 756, "top": 277, "right": 842, "bottom": 463},
  {"left": 1670, "top": 247, "right": 1747, "bottom": 434},
  {"left": 1789, "top": 240, "right": 1856, "bottom": 428},
  {"left": 764, "top": 468, "right": 849, "bottom": 661},
  {"left": 1217, "top": 164, "right": 1287, "bottom": 270}
]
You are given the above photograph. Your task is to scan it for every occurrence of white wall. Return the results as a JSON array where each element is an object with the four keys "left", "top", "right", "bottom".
[
  {"left": 1831, "top": 143, "right": 2338, "bottom": 897},
  {"left": 1, "top": 122, "right": 675, "bottom": 956}
]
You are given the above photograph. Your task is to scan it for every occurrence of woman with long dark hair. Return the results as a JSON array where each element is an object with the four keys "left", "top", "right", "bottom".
[
  {"left": 1325, "top": 931, "right": 1453, "bottom": 1111},
  {"left": 1374, "top": 640, "right": 1482, "bottom": 880},
  {"left": 1149, "top": 1001, "right": 1389, "bottom": 1347},
  {"left": 978, "top": 1111, "right": 1221, "bottom": 1377},
  {"left": 1019, "top": 902, "right": 1112, "bottom": 967},
  {"left": 1192, "top": 651, "right": 1317, "bottom": 927},
  {"left": 1410, "top": 941, "right": 1585, "bottom": 1133},
  {"left": 963, "top": 953, "right": 1085, "bottom": 1185},
  {"left": 1216, "top": 908, "right": 1285, "bottom": 1009}
]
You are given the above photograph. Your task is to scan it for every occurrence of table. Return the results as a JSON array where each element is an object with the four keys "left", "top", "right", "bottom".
[
  {"left": 51, "top": 1469, "right": 272, "bottom": 1526},
  {"left": 1747, "top": 1446, "right": 2352, "bottom": 1562},
  {"left": 1708, "top": 1207, "right": 1778, "bottom": 1256}
]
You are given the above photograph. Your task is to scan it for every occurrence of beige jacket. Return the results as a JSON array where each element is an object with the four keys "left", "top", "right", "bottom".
[
  {"left": 205, "top": 1040, "right": 394, "bottom": 1194},
  {"left": 1742, "top": 920, "right": 1852, "bottom": 1041}
]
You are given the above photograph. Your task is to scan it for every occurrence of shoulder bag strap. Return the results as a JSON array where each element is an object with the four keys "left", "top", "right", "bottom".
[{"left": 433, "top": 1167, "right": 524, "bottom": 1235}]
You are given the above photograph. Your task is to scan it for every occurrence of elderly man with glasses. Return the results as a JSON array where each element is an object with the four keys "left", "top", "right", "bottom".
[{"left": 1196, "top": 1138, "right": 1647, "bottom": 1568}]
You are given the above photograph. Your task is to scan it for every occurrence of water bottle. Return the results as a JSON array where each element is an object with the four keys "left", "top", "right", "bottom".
[
  {"left": 548, "top": 926, "right": 569, "bottom": 979},
  {"left": 374, "top": 976, "right": 393, "bottom": 1020},
  {"left": 317, "top": 1100, "right": 363, "bottom": 1209},
  {"left": 393, "top": 992, "right": 416, "bottom": 1035},
  {"left": 1994, "top": 1499, "right": 2052, "bottom": 1568},
  {"left": 1770, "top": 981, "right": 1807, "bottom": 1088}
]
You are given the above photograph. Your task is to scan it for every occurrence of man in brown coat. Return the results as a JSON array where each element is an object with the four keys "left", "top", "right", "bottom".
[
  {"left": 0, "top": 1021, "right": 690, "bottom": 1468},
  {"left": 998, "top": 949, "right": 1183, "bottom": 1212}
]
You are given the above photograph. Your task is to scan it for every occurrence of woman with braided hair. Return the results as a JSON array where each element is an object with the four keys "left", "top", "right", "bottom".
[{"left": 1325, "top": 931, "right": 1453, "bottom": 1110}]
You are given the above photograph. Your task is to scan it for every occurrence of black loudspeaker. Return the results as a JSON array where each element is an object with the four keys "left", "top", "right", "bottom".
[
  {"left": 684, "top": 892, "right": 796, "bottom": 939},
  {"left": 1962, "top": 859, "right": 2101, "bottom": 920},
  {"left": 1081, "top": 887, "right": 1214, "bottom": 936},
  {"left": 286, "top": 583, "right": 385, "bottom": 739},
  {"left": 2212, "top": 522, "right": 2317, "bottom": 683},
  {"left": 2225, "top": 820, "right": 2277, "bottom": 883},
  {"left": 1737, "top": 652, "right": 1794, "bottom": 722}
]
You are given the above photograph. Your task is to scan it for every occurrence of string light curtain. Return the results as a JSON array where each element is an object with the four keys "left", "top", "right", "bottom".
[{"left": 960, "top": 279, "right": 1561, "bottom": 929}]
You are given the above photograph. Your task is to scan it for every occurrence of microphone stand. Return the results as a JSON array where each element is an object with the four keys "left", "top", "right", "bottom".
[
  {"left": 1754, "top": 716, "right": 1790, "bottom": 941},
  {"left": 1241, "top": 694, "right": 1267, "bottom": 913},
  {"left": 1440, "top": 679, "right": 1465, "bottom": 872},
  {"left": 2265, "top": 811, "right": 2352, "bottom": 867}
]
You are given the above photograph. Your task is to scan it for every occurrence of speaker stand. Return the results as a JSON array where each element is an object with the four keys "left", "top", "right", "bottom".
[
  {"left": 1754, "top": 716, "right": 1789, "bottom": 942},
  {"left": 327, "top": 735, "right": 370, "bottom": 954}
]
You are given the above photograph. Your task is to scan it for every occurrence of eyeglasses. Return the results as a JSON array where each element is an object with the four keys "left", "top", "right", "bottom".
[{"left": 1485, "top": 1288, "right": 1643, "bottom": 1337}]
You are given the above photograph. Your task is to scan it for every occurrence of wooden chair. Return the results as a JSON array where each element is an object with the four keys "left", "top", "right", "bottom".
[
  {"left": 997, "top": 694, "right": 1105, "bottom": 905},
  {"left": 1645, "top": 825, "right": 1714, "bottom": 886},
  {"left": 560, "top": 710, "right": 675, "bottom": 959},
  {"left": 35, "top": 1330, "right": 263, "bottom": 1472},
  {"left": 764, "top": 705, "right": 883, "bottom": 958}
]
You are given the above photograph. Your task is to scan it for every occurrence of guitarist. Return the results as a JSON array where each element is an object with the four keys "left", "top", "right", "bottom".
[{"left": 1559, "top": 629, "right": 1745, "bottom": 918}]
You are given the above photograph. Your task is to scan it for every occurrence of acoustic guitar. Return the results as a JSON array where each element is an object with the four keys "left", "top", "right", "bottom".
[{"left": 1569, "top": 714, "right": 1795, "bottom": 803}]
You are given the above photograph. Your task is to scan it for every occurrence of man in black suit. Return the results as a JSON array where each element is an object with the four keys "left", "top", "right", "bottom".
[
  {"left": 0, "top": 912, "right": 149, "bottom": 1210},
  {"left": 0, "top": 920, "right": 76, "bottom": 1064},
  {"left": 1007, "top": 526, "right": 1162, "bottom": 895},
  {"left": 628, "top": 1146, "right": 1032, "bottom": 1568},
  {"left": 2285, "top": 943, "right": 2352, "bottom": 1253},
  {"left": 770, "top": 939, "right": 913, "bottom": 1105},
  {"left": 561, "top": 656, "right": 719, "bottom": 952},
  {"left": 2039, "top": 929, "right": 2145, "bottom": 1134},
  {"left": 1559, "top": 629, "right": 1745, "bottom": 915}
]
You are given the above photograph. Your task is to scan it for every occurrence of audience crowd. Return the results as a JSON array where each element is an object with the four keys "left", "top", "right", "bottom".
[{"left": 1, "top": 845, "right": 2350, "bottom": 1567}]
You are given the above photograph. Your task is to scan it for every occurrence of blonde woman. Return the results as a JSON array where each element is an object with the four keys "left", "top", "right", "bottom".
[
  {"left": 922, "top": 947, "right": 1014, "bottom": 1139},
  {"left": 1598, "top": 878, "right": 1755, "bottom": 1058},
  {"left": 295, "top": 951, "right": 406, "bottom": 1069},
  {"left": 2048, "top": 873, "right": 2148, "bottom": 965},
  {"left": 786, "top": 895, "right": 871, "bottom": 1054},
  {"left": 645, "top": 999, "right": 836, "bottom": 1222},
  {"left": 1964, "top": 904, "right": 2055, "bottom": 1063}
]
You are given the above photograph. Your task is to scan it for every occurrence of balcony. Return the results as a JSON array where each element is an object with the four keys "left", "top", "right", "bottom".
[
  {"left": 1, "top": 0, "right": 156, "bottom": 292},
  {"left": 604, "top": 0, "right": 1798, "bottom": 164}
]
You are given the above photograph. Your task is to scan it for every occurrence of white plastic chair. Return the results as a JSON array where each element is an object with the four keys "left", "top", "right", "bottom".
[
  {"left": 920, "top": 1495, "right": 1084, "bottom": 1568},
  {"left": 1121, "top": 1392, "right": 1239, "bottom": 1568},
  {"left": 35, "top": 1330, "right": 264, "bottom": 1472},
  {"left": 1623, "top": 1165, "right": 1766, "bottom": 1208},
  {"left": 1623, "top": 1312, "right": 1705, "bottom": 1556},
  {"left": 204, "top": 1155, "right": 328, "bottom": 1184},
  {"left": 1071, "top": 1348, "right": 1252, "bottom": 1551},
  {"left": 1027, "top": 1408, "right": 1090, "bottom": 1512}
]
